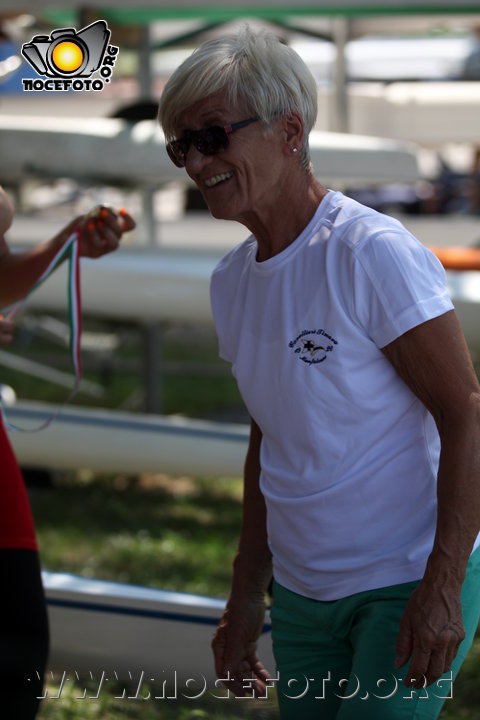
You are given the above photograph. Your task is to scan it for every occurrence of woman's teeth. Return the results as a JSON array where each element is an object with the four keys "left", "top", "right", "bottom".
[{"left": 205, "top": 172, "right": 233, "bottom": 188}]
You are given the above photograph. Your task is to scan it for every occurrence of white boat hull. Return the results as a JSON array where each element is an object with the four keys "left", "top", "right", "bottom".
[
  {"left": 445, "top": 271, "right": 480, "bottom": 357},
  {"left": 15, "top": 249, "right": 218, "bottom": 324},
  {"left": 0, "top": 116, "right": 420, "bottom": 187},
  {"left": 9, "top": 402, "right": 248, "bottom": 476},
  {"left": 43, "top": 571, "right": 275, "bottom": 687}
]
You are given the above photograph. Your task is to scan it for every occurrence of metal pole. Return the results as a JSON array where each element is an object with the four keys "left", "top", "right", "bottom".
[
  {"left": 332, "top": 17, "right": 350, "bottom": 133},
  {"left": 138, "top": 23, "right": 152, "bottom": 99},
  {"left": 141, "top": 186, "right": 157, "bottom": 247},
  {"left": 143, "top": 322, "right": 164, "bottom": 414},
  {"left": 138, "top": 25, "right": 157, "bottom": 247}
]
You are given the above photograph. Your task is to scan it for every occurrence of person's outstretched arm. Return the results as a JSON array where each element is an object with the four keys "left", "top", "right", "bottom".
[{"left": 0, "top": 186, "right": 135, "bottom": 308}]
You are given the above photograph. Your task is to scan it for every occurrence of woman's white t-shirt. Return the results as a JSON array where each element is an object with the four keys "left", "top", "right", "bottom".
[{"left": 210, "top": 190, "right": 462, "bottom": 601}]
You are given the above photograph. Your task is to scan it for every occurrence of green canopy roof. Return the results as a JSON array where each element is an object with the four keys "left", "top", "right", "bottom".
[{"left": 16, "top": 1, "right": 480, "bottom": 27}]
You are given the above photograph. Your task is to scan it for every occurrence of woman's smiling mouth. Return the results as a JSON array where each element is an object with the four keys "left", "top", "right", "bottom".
[{"left": 204, "top": 172, "right": 234, "bottom": 188}]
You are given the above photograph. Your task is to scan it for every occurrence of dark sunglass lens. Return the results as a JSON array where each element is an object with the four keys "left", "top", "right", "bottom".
[
  {"left": 166, "top": 142, "right": 184, "bottom": 167},
  {"left": 195, "top": 126, "right": 229, "bottom": 156},
  {"left": 167, "top": 131, "right": 193, "bottom": 167},
  {"left": 168, "top": 124, "right": 234, "bottom": 166}
]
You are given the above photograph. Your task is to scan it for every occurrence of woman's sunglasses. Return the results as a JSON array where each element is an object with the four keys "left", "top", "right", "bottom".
[{"left": 166, "top": 117, "right": 259, "bottom": 168}]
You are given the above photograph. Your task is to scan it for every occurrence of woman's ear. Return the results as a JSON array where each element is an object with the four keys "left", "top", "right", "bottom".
[{"left": 283, "top": 111, "right": 304, "bottom": 156}]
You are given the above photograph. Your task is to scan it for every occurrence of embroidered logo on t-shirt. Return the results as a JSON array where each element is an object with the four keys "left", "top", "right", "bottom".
[{"left": 288, "top": 329, "right": 337, "bottom": 365}]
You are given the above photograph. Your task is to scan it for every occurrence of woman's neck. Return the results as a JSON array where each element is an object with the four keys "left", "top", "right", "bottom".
[{"left": 249, "top": 177, "right": 328, "bottom": 262}]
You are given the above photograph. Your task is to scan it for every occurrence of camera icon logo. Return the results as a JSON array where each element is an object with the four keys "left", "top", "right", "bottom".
[{"left": 22, "top": 20, "right": 110, "bottom": 78}]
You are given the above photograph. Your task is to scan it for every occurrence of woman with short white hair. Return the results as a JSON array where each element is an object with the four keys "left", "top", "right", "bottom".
[{"left": 158, "top": 26, "right": 480, "bottom": 720}]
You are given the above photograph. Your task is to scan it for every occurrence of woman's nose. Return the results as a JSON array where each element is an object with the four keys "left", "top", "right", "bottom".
[{"left": 185, "top": 144, "right": 212, "bottom": 173}]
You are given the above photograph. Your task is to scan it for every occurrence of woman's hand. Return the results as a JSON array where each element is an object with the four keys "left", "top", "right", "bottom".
[
  {"left": 212, "top": 593, "right": 271, "bottom": 697},
  {"left": 395, "top": 576, "right": 465, "bottom": 688},
  {"left": 78, "top": 206, "right": 136, "bottom": 258},
  {"left": 52, "top": 205, "right": 136, "bottom": 260}
]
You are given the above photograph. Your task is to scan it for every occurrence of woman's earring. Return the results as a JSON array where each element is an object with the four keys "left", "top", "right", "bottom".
[{"left": 292, "top": 147, "right": 298, "bottom": 154}]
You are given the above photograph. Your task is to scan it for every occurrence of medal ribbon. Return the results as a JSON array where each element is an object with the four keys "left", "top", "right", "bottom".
[{"left": 1, "top": 229, "right": 82, "bottom": 432}]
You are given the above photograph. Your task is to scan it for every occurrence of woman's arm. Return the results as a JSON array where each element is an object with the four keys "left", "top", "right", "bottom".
[
  {"left": 382, "top": 309, "right": 480, "bottom": 688},
  {"left": 211, "top": 417, "right": 273, "bottom": 696}
]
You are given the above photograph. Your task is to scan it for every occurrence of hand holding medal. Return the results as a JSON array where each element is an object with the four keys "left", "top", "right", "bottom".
[{"left": 0, "top": 191, "right": 136, "bottom": 431}]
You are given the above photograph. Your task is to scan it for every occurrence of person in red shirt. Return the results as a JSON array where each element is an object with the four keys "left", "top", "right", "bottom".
[{"left": 0, "top": 185, "right": 135, "bottom": 719}]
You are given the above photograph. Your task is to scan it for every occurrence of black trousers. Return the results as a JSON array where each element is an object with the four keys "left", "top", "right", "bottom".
[{"left": 0, "top": 549, "right": 49, "bottom": 720}]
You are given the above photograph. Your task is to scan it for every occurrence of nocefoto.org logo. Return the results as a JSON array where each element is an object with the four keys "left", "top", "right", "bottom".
[{"left": 21, "top": 20, "right": 118, "bottom": 92}]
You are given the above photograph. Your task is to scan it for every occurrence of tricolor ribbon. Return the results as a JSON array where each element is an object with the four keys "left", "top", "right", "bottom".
[{"left": 1, "top": 228, "right": 82, "bottom": 432}]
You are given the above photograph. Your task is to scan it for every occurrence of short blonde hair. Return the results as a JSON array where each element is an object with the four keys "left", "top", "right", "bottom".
[{"left": 158, "top": 26, "right": 318, "bottom": 171}]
